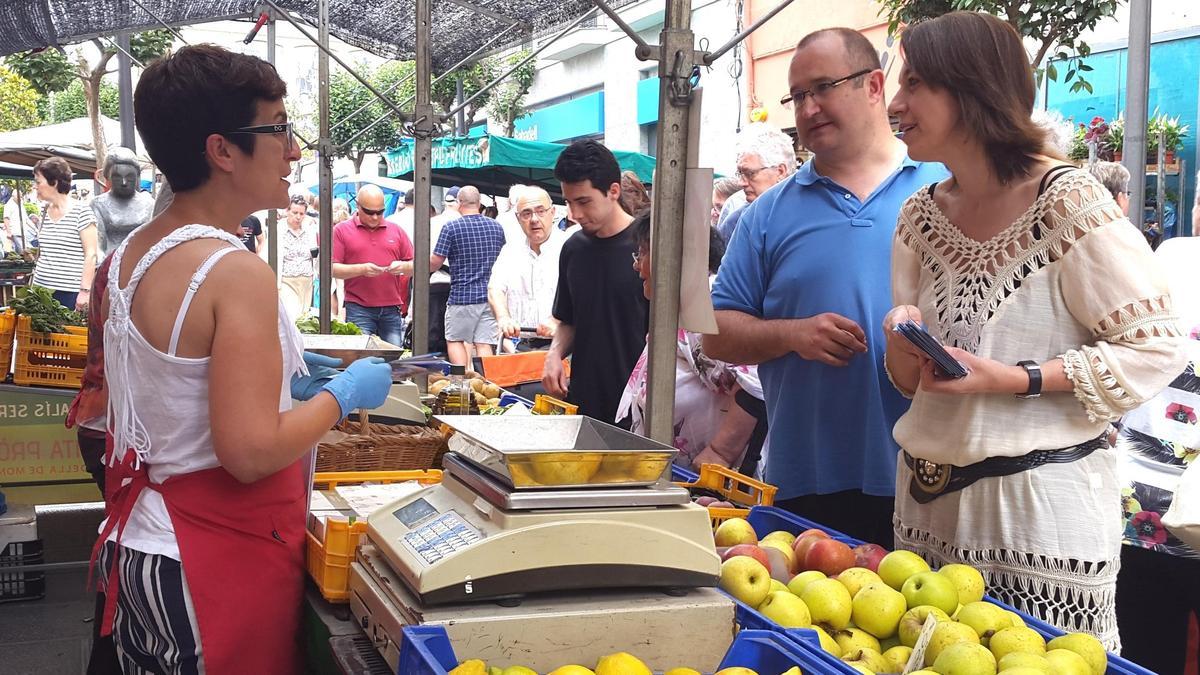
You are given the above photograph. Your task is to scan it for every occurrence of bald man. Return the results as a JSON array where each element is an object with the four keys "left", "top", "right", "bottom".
[
  {"left": 431, "top": 185, "right": 506, "bottom": 365},
  {"left": 331, "top": 184, "right": 414, "bottom": 346}
]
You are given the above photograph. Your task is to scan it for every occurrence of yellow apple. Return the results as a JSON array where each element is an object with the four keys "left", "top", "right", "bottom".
[
  {"left": 877, "top": 550, "right": 930, "bottom": 590},
  {"left": 997, "top": 652, "right": 1052, "bottom": 673},
  {"left": 851, "top": 583, "right": 907, "bottom": 639},
  {"left": 720, "top": 556, "right": 772, "bottom": 607},
  {"left": 938, "top": 564, "right": 986, "bottom": 606},
  {"left": 1043, "top": 649, "right": 1091, "bottom": 675},
  {"left": 898, "top": 605, "right": 952, "bottom": 648},
  {"left": 901, "top": 571, "right": 960, "bottom": 616},
  {"left": 956, "top": 602, "right": 1013, "bottom": 646},
  {"left": 768, "top": 579, "right": 789, "bottom": 594},
  {"left": 787, "top": 570, "right": 826, "bottom": 597},
  {"left": 714, "top": 517, "right": 758, "bottom": 547},
  {"left": 841, "top": 647, "right": 889, "bottom": 673},
  {"left": 931, "top": 642, "right": 996, "bottom": 675},
  {"left": 758, "top": 590, "right": 812, "bottom": 628},
  {"left": 883, "top": 645, "right": 914, "bottom": 672},
  {"left": 832, "top": 627, "right": 881, "bottom": 655},
  {"left": 988, "top": 626, "right": 1045, "bottom": 661},
  {"left": 762, "top": 530, "right": 797, "bottom": 547},
  {"left": 760, "top": 539, "right": 798, "bottom": 572},
  {"left": 836, "top": 567, "right": 884, "bottom": 598},
  {"left": 812, "top": 625, "right": 842, "bottom": 657},
  {"left": 924, "top": 621, "right": 980, "bottom": 667},
  {"left": 1046, "top": 634, "right": 1106, "bottom": 675},
  {"left": 799, "top": 578, "right": 853, "bottom": 630}
]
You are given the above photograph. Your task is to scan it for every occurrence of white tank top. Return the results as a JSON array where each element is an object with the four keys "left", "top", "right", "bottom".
[{"left": 101, "top": 224, "right": 306, "bottom": 560}]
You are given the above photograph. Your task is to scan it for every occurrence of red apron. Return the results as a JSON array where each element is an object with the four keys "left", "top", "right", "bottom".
[{"left": 91, "top": 452, "right": 308, "bottom": 675}]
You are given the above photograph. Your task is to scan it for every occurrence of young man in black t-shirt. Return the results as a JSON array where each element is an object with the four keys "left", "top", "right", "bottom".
[
  {"left": 544, "top": 140, "right": 649, "bottom": 424},
  {"left": 239, "top": 214, "right": 264, "bottom": 252}
]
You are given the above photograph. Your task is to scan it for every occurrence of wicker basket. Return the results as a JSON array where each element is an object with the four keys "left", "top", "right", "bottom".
[{"left": 314, "top": 419, "right": 448, "bottom": 473}]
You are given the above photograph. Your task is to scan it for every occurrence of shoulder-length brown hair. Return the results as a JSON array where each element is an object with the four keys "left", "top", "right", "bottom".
[{"left": 900, "top": 11, "right": 1060, "bottom": 183}]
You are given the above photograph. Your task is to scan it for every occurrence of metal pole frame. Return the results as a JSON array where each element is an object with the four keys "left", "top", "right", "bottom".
[
  {"left": 443, "top": 7, "right": 601, "bottom": 121},
  {"left": 643, "top": 0, "right": 696, "bottom": 442},
  {"left": 412, "top": 0, "right": 435, "bottom": 358},
  {"left": 126, "top": 0, "right": 193, "bottom": 44},
  {"left": 317, "top": 0, "right": 334, "bottom": 333},
  {"left": 263, "top": 0, "right": 411, "bottom": 125},
  {"left": 116, "top": 33, "right": 136, "bottom": 151},
  {"left": 1123, "top": 1, "right": 1151, "bottom": 232},
  {"left": 335, "top": 25, "right": 518, "bottom": 153},
  {"left": 267, "top": 15, "right": 281, "bottom": 275},
  {"left": 703, "top": 0, "right": 799, "bottom": 65}
]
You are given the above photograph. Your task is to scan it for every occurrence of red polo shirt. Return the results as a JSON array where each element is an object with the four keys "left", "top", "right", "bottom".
[{"left": 332, "top": 215, "right": 414, "bottom": 312}]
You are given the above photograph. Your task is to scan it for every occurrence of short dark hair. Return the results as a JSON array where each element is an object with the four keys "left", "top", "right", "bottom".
[
  {"left": 134, "top": 44, "right": 287, "bottom": 193},
  {"left": 554, "top": 140, "right": 621, "bottom": 195},
  {"left": 631, "top": 211, "right": 651, "bottom": 249},
  {"left": 796, "top": 28, "right": 882, "bottom": 74},
  {"left": 403, "top": 190, "right": 414, "bottom": 205},
  {"left": 632, "top": 214, "right": 724, "bottom": 275},
  {"left": 33, "top": 157, "right": 72, "bottom": 194},
  {"left": 289, "top": 194, "right": 308, "bottom": 207},
  {"left": 900, "top": 12, "right": 1058, "bottom": 183}
]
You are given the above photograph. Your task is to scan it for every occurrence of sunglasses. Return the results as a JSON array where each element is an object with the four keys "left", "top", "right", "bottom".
[{"left": 360, "top": 207, "right": 386, "bottom": 216}]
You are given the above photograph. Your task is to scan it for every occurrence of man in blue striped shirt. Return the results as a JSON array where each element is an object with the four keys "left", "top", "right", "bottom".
[{"left": 432, "top": 186, "right": 506, "bottom": 365}]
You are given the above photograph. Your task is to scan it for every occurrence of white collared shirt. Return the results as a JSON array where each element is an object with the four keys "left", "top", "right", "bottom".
[{"left": 487, "top": 228, "right": 566, "bottom": 328}]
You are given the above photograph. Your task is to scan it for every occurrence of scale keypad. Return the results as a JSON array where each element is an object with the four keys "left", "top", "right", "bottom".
[{"left": 402, "top": 512, "right": 480, "bottom": 565}]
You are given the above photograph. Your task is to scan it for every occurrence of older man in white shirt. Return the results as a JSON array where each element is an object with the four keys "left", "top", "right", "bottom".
[{"left": 487, "top": 186, "right": 564, "bottom": 351}]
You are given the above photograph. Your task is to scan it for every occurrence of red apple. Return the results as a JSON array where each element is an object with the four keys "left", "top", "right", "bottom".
[
  {"left": 806, "top": 539, "right": 856, "bottom": 576},
  {"left": 792, "top": 530, "right": 832, "bottom": 569},
  {"left": 721, "top": 544, "right": 771, "bottom": 568},
  {"left": 853, "top": 543, "right": 889, "bottom": 572}
]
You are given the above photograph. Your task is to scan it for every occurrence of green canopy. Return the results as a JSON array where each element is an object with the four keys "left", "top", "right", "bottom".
[{"left": 383, "top": 134, "right": 657, "bottom": 200}]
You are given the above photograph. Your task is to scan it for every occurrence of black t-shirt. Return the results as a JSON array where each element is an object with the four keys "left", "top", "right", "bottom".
[
  {"left": 552, "top": 225, "right": 649, "bottom": 423},
  {"left": 240, "top": 215, "right": 263, "bottom": 252}
]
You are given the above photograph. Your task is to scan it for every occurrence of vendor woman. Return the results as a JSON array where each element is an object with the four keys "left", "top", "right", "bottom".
[{"left": 91, "top": 45, "right": 392, "bottom": 673}]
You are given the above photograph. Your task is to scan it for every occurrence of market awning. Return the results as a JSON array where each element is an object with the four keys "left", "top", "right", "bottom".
[
  {"left": 0, "top": 116, "right": 146, "bottom": 175},
  {"left": 383, "top": 135, "right": 656, "bottom": 200}
]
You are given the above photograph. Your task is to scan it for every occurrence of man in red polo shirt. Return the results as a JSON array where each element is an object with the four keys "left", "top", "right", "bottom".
[{"left": 332, "top": 184, "right": 413, "bottom": 346}]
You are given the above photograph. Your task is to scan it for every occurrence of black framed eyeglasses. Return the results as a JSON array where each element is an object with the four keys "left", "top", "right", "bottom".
[
  {"left": 780, "top": 69, "right": 874, "bottom": 109},
  {"left": 223, "top": 122, "right": 296, "bottom": 146}
]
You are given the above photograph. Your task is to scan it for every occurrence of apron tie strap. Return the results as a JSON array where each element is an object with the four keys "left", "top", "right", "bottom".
[{"left": 88, "top": 451, "right": 152, "bottom": 637}]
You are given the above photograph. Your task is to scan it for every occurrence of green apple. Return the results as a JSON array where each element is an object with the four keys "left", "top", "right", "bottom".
[
  {"left": 883, "top": 645, "right": 914, "bottom": 672},
  {"left": 837, "top": 567, "right": 885, "bottom": 599},
  {"left": 877, "top": 550, "right": 931, "bottom": 590},
  {"left": 931, "top": 642, "right": 996, "bottom": 675},
  {"left": 762, "top": 530, "right": 797, "bottom": 547},
  {"left": 787, "top": 570, "right": 826, "bottom": 597},
  {"left": 851, "top": 583, "right": 907, "bottom": 639},
  {"left": 833, "top": 626, "right": 882, "bottom": 655},
  {"left": 719, "top": 556, "right": 772, "bottom": 607},
  {"left": 938, "top": 564, "right": 986, "bottom": 606},
  {"left": 714, "top": 517, "right": 758, "bottom": 547},
  {"left": 768, "top": 579, "right": 788, "bottom": 594},
  {"left": 899, "top": 605, "right": 952, "bottom": 647},
  {"left": 924, "top": 621, "right": 981, "bottom": 667},
  {"left": 1046, "top": 634, "right": 1106, "bottom": 675},
  {"left": 997, "top": 652, "right": 1051, "bottom": 673},
  {"left": 800, "top": 577, "right": 853, "bottom": 630},
  {"left": 841, "top": 647, "right": 889, "bottom": 673},
  {"left": 1043, "top": 649, "right": 1091, "bottom": 675},
  {"left": 757, "top": 590, "right": 812, "bottom": 628},
  {"left": 988, "top": 626, "right": 1046, "bottom": 661},
  {"left": 901, "top": 571, "right": 960, "bottom": 615},
  {"left": 812, "top": 625, "right": 842, "bottom": 657},
  {"left": 956, "top": 602, "right": 1013, "bottom": 646}
]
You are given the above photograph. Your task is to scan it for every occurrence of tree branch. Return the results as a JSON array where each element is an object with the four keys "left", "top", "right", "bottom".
[{"left": 1031, "top": 34, "right": 1056, "bottom": 69}]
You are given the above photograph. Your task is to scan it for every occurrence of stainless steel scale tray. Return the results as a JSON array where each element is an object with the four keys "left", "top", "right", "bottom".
[{"left": 444, "top": 452, "right": 690, "bottom": 510}]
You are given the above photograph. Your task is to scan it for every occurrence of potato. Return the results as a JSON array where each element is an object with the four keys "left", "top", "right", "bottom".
[
  {"left": 429, "top": 380, "right": 450, "bottom": 395},
  {"left": 428, "top": 372, "right": 447, "bottom": 383},
  {"left": 473, "top": 392, "right": 487, "bottom": 405},
  {"left": 486, "top": 398, "right": 500, "bottom": 407},
  {"left": 483, "top": 383, "right": 502, "bottom": 399},
  {"left": 464, "top": 369, "right": 479, "bottom": 379},
  {"left": 470, "top": 378, "right": 487, "bottom": 394}
]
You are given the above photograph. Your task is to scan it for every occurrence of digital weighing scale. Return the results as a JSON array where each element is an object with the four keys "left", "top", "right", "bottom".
[{"left": 352, "top": 416, "right": 730, "bottom": 672}]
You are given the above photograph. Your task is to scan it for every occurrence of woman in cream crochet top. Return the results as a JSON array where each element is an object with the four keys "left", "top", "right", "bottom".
[{"left": 882, "top": 13, "right": 1187, "bottom": 650}]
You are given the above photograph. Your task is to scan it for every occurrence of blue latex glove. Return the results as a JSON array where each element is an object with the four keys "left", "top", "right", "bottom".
[
  {"left": 290, "top": 352, "right": 345, "bottom": 401},
  {"left": 321, "top": 357, "right": 393, "bottom": 418}
]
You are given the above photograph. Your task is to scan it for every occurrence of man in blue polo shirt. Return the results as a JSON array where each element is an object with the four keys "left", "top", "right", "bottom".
[{"left": 705, "top": 27, "right": 948, "bottom": 546}]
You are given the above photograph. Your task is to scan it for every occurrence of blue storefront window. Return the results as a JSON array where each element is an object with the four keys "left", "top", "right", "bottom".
[{"left": 511, "top": 91, "right": 605, "bottom": 143}]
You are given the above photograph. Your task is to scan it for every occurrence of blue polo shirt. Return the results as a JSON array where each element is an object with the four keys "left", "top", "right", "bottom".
[{"left": 711, "top": 156, "right": 948, "bottom": 499}]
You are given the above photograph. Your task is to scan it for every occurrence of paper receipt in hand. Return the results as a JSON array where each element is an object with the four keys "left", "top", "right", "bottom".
[{"left": 894, "top": 320, "right": 968, "bottom": 378}]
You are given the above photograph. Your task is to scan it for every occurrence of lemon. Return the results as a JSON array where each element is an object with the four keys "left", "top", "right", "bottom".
[
  {"left": 531, "top": 452, "right": 604, "bottom": 485},
  {"left": 547, "top": 667, "right": 595, "bottom": 675},
  {"left": 714, "top": 668, "right": 760, "bottom": 675},
  {"left": 500, "top": 667, "right": 538, "bottom": 675},
  {"left": 594, "top": 652, "right": 652, "bottom": 675},
  {"left": 663, "top": 669, "right": 702, "bottom": 675},
  {"left": 448, "top": 660, "right": 487, "bottom": 675}
]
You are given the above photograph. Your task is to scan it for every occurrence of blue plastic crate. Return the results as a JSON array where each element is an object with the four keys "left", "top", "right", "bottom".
[
  {"left": 739, "top": 507, "right": 1154, "bottom": 675},
  {"left": 398, "top": 624, "right": 850, "bottom": 675},
  {"left": 671, "top": 465, "right": 700, "bottom": 483},
  {"left": 497, "top": 392, "right": 534, "bottom": 408},
  {"left": 733, "top": 603, "right": 860, "bottom": 674}
]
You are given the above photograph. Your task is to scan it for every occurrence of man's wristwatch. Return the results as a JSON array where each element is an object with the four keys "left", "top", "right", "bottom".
[{"left": 1016, "top": 360, "right": 1042, "bottom": 399}]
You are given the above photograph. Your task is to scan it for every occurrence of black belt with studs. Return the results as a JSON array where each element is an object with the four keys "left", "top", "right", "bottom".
[{"left": 903, "top": 434, "right": 1109, "bottom": 504}]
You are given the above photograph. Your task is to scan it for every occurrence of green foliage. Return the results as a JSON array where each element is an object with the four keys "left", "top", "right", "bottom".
[
  {"left": 128, "top": 30, "right": 173, "bottom": 64},
  {"left": 4, "top": 48, "right": 73, "bottom": 95},
  {"left": 1148, "top": 113, "right": 1188, "bottom": 153},
  {"left": 295, "top": 315, "right": 363, "bottom": 335},
  {"left": 879, "top": 0, "right": 1122, "bottom": 91},
  {"left": 485, "top": 51, "right": 536, "bottom": 138},
  {"left": 0, "top": 67, "right": 42, "bottom": 132},
  {"left": 12, "top": 285, "right": 85, "bottom": 333},
  {"left": 43, "top": 79, "right": 119, "bottom": 124},
  {"left": 433, "top": 59, "right": 498, "bottom": 125},
  {"left": 330, "top": 64, "right": 408, "bottom": 170}
]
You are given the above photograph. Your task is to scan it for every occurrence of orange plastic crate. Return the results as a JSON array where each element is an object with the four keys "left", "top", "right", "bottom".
[
  {"left": 307, "top": 470, "right": 442, "bottom": 602},
  {"left": 13, "top": 315, "right": 86, "bottom": 389},
  {"left": 532, "top": 393, "right": 577, "bottom": 415},
  {"left": 0, "top": 309, "right": 16, "bottom": 373},
  {"left": 675, "top": 464, "right": 778, "bottom": 529}
]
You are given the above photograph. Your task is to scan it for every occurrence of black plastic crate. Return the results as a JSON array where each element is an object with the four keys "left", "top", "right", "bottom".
[{"left": 0, "top": 538, "right": 45, "bottom": 602}]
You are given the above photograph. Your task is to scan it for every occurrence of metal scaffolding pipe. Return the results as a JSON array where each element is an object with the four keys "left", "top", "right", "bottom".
[
  {"left": 128, "top": 0, "right": 192, "bottom": 44},
  {"left": 586, "top": 0, "right": 650, "bottom": 52},
  {"left": 704, "top": 0, "right": 799, "bottom": 65},
  {"left": 264, "top": 0, "right": 410, "bottom": 124},
  {"left": 267, "top": 15, "right": 280, "bottom": 275},
  {"left": 1123, "top": 0, "right": 1151, "bottom": 231},
  {"left": 643, "top": 0, "right": 694, "bottom": 442},
  {"left": 329, "top": 71, "right": 416, "bottom": 135},
  {"left": 412, "top": 0, "right": 434, "bottom": 358},
  {"left": 116, "top": 33, "right": 136, "bottom": 150},
  {"left": 443, "top": 7, "right": 601, "bottom": 120},
  {"left": 317, "top": 0, "right": 334, "bottom": 333}
]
